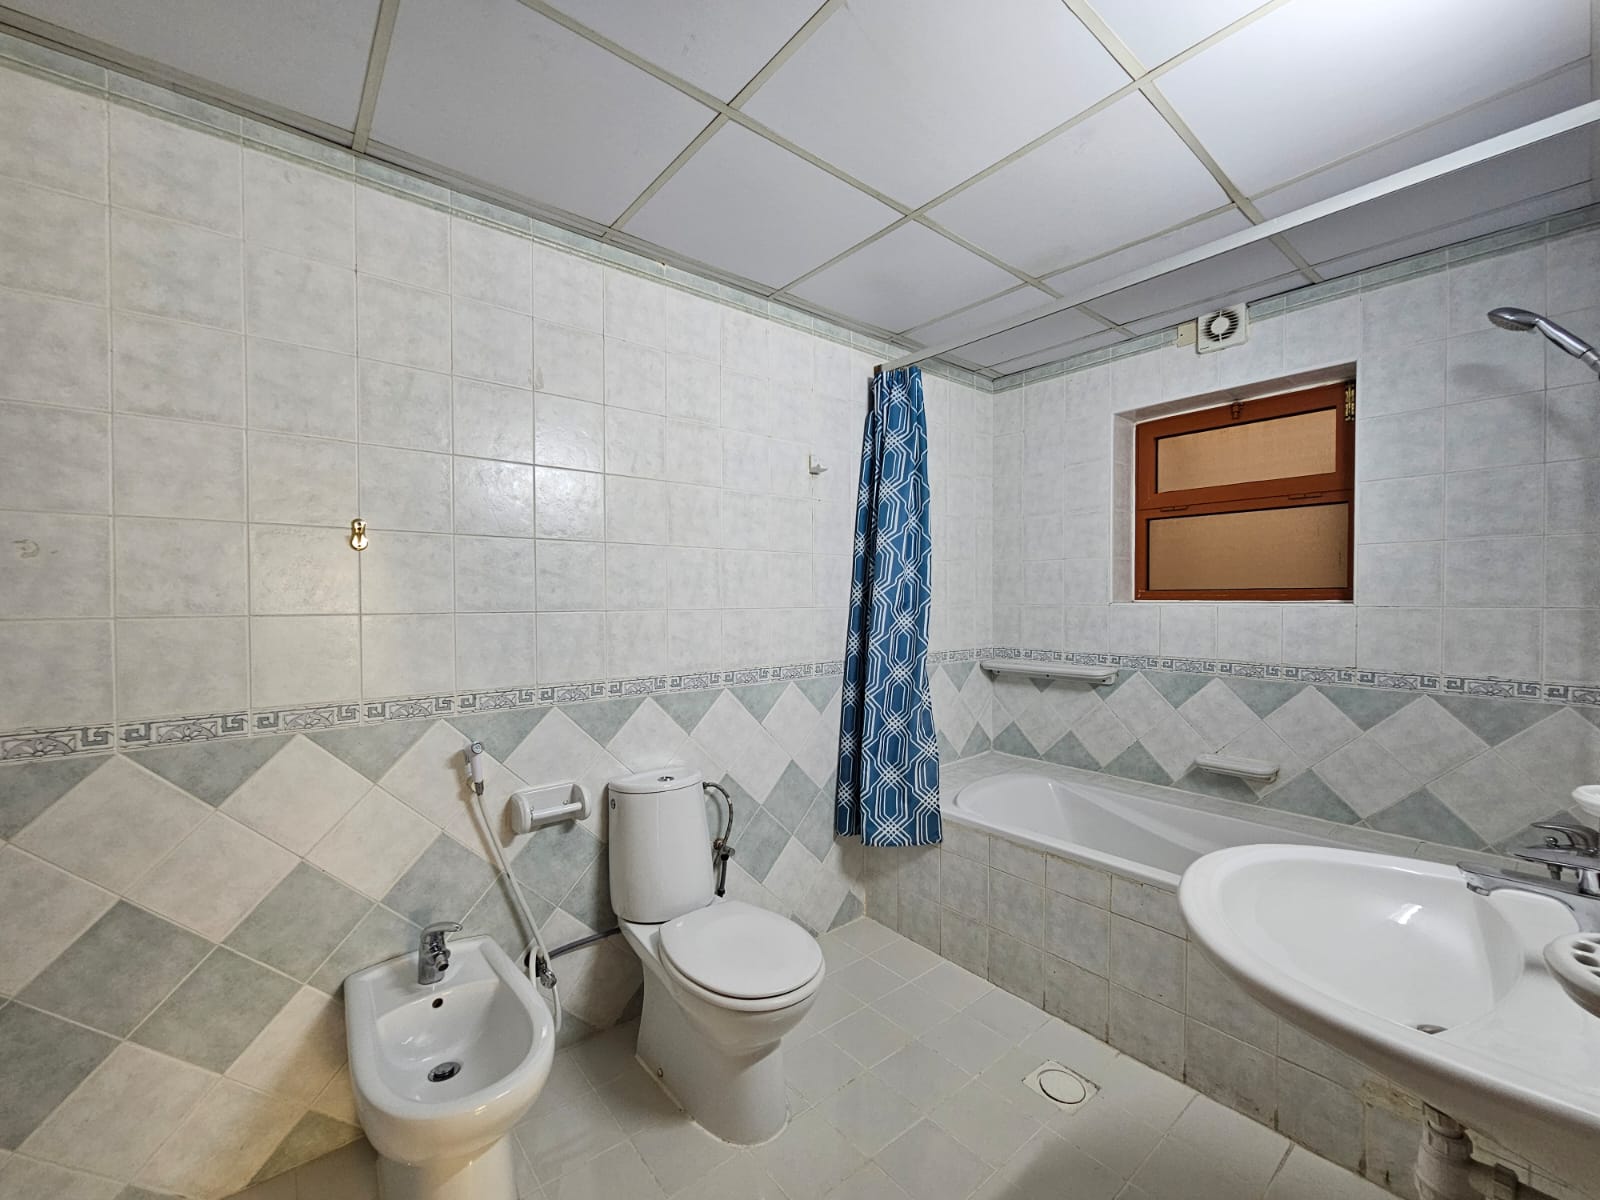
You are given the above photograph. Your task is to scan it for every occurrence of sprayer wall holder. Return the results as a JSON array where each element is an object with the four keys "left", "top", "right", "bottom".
[{"left": 509, "top": 782, "right": 589, "bottom": 833}]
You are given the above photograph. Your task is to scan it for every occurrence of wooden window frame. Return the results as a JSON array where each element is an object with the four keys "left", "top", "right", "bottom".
[{"left": 1134, "top": 381, "right": 1354, "bottom": 601}]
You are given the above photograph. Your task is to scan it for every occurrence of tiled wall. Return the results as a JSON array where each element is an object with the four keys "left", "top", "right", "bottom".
[
  {"left": 993, "top": 236, "right": 1600, "bottom": 695},
  {"left": 862, "top": 757, "right": 1592, "bottom": 1200},
  {"left": 978, "top": 231, "right": 1600, "bottom": 851},
  {"left": 0, "top": 52, "right": 993, "bottom": 757},
  {"left": 0, "top": 677, "right": 875, "bottom": 1198},
  {"left": 978, "top": 664, "right": 1600, "bottom": 854},
  {"left": 0, "top": 52, "right": 995, "bottom": 1200}
]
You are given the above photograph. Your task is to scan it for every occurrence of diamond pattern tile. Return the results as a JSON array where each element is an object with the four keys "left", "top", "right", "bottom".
[{"left": 130, "top": 947, "right": 298, "bottom": 1073}]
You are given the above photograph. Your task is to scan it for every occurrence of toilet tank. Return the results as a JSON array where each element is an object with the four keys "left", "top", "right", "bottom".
[{"left": 607, "top": 767, "right": 714, "bottom": 923}]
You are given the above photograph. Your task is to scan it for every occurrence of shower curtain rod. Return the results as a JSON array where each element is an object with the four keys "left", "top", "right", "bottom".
[{"left": 878, "top": 98, "right": 1600, "bottom": 375}]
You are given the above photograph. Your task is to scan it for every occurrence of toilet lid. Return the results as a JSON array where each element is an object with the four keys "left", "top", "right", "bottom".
[{"left": 658, "top": 901, "right": 823, "bottom": 1000}]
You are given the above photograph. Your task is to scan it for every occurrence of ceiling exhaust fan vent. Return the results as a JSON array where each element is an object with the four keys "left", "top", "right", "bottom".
[{"left": 1195, "top": 305, "right": 1249, "bottom": 353}]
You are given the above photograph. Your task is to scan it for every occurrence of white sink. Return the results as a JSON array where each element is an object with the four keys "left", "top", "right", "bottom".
[
  {"left": 1180, "top": 845, "right": 1600, "bottom": 1186},
  {"left": 346, "top": 935, "right": 555, "bottom": 1200}
]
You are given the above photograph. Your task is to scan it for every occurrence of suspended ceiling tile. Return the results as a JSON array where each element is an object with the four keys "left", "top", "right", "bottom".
[
  {"left": 904, "top": 285, "right": 1058, "bottom": 348},
  {"left": 1093, "top": 241, "right": 1300, "bottom": 326},
  {"left": 1122, "top": 271, "right": 1301, "bottom": 335},
  {"left": 930, "top": 93, "right": 1229, "bottom": 276},
  {"left": 1254, "top": 63, "right": 1591, "bottom": 218},
  {"left": 539, "top": 0, "right": 820, "bottom": 100},
  {"left": 1157, "top": 0, "right": 1590, "bottom": 196},
  {"left": 6, "top": 0, "right": 379, "bottom": 128},
  {"left": 742, "top": 0, "right": 1128, "bottom": 208},
  {"left": 953, "top": 307, "right": 1109, "bottom": 368},
  {"left": 992, "top": 328, "right": 1126, "bottom": 376},
  {"left": 787, "top": 223, "right": 1020, "bottom": 333},
  {"left": 372, "top": 0, "right": 714, "bottom": 225},
  {"left": 1045, "top": 209, "right": 1253, "bottom": 302},
  {"left": 1281, "top": 132, "right": 1591, "bottom": 267},
  {"left": 625, "top": 122, "right": 900, "bottom": 289},
  {"left": 1088, "top": 0, "right": 1270, "bottom": 68}
]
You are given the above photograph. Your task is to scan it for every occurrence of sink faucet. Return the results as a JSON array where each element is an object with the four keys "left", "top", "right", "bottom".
[
  {"left": 1460, "top": 820, "right": 1600, "bottom": 932},
  {"left": 418, "top": 921, "right": 462, "bottom": 985}
]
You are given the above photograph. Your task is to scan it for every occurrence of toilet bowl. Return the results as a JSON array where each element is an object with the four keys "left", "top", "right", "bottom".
[
  {"left": 609, "top": 767, "right": 825, "bottom": 1144},
  {"left": 345, "top": 935, "right": 554, "bottom": 1200}
]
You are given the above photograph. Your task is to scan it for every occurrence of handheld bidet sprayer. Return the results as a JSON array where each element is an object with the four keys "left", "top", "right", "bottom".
[{"left": 465, "top": 740, "right": 487, "bottom": 796}]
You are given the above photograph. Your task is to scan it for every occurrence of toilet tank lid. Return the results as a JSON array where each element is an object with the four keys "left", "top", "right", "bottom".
[{"left": 610, "top": 767, "right": 704, "bottom": 795}]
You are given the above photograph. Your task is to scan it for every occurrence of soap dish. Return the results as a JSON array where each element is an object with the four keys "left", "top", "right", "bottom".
[{"left": 1543, "top": 933, "right": 1600, "bottom": 1018}]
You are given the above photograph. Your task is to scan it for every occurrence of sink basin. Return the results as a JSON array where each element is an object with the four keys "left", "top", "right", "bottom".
[
  {"left": 346, "top": 935, "right": 554, "bottom": 1200},
  {"left": 1181, "top": 846, "right": 1600, "bottom": 1187}
]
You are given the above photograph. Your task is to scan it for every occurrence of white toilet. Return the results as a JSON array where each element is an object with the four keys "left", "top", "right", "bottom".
[{"left": 610, "top": 767, "right": 825, "bottom": 1144}]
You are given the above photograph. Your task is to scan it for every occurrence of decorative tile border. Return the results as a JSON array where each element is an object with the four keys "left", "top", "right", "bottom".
[
  {"left": 978, "top": 646, "right": 1591, "bottom": 706},
  {"left": 0, "top": 650, "right": 984, "bottom": 762}
]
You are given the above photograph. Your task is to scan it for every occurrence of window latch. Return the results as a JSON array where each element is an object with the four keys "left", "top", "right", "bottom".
[
  {"left": 1158, "top": 504, "right": 1190, "bottom": 512},
  {"left": 1287, "top": 492, "right": 1323, "bottom": 500}
]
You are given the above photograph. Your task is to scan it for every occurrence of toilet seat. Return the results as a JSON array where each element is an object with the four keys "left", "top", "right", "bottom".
[{"left": 657, "top": 901, "right": 823, "bottom": 1009}]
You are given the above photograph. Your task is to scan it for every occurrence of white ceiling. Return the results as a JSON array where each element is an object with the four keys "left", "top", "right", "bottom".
[{"left": 5, "top": 0, "right": 1592, "bottom": 378}]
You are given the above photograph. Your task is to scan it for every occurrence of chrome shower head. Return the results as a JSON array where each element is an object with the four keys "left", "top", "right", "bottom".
[
  {"left": 1487, "top": 306, "right": 1541, "bottom": 331},
  {"left": 1486, "top": 306, "right": 1600, "bottom": 375}
]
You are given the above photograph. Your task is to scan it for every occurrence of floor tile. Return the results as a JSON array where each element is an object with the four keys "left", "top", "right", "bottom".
[
  {"left": 874, "top": 1118, "right": 994, "bottom": 1200},
  {"left": 788, "top": 1031, "right": 866, "bottom": 1102},
  {"left": 916, "top": 961, "right": 995, "bottom": 1010},
  {"left": 0, "top": 1155, "right": 121, "bottom": 1200},
  {"left": 872, "top": 981, "right": 957, "bottom": 1036},
  {"left": 670, "top": 1152, "right": 787, "bottom": 1199},
  {"left": 929, "top": 1078, "right": 1041, "bottom": 1166},
  {"left": 832, "top": 918, "right": 900, "bottom": 955},
  {"left": 756, "top": 1109, "right": 864, "bottom": 1200},
  {"left": 1264, "top": 1147, "right": 1393, "bottom": 1199},
  {"left": 630, "top": 1115, "right": 735, "bottom": 1194},
  {"left": 873, "top": 937, "right": 944, "bottom": 980},
  {"left": 823, "top": 1162, "right": 914, "bottom": 1199},
  {"left": 873, "top": 1041, "right": 971, "bottom": 1112},
  {"left": 544, "top": 1142, "right": 664, "bottom": 1200},
  {"left": 831, "top": 956, "right": 905, "bottom": 1003},
  {"left": 966, "top": 986, "right": 1050, "bottom": 1040},
  {"left": 919, "top": 1012, "right": 1015, "bottom": 1074},
  {"left": 818, "top": 1073, "right": 920, "bottom": 1156},
  {"left": 597, "top": 1066, "right": 682, "bottom": 1136},
  {"left": 517, "top": 1085, "right": 627, "bottom": 1182},
  {"left": 827, "top": 1007, "right": 915, "bottom": 1067}
]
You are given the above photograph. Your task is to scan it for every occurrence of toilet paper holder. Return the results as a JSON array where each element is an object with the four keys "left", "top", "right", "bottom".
[{"left": 509, "top": 782, "right": 590, "bottom": 833}]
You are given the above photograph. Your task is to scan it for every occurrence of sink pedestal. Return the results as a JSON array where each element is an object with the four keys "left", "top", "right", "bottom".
[{"left": 376, "top": 1137, "right": 516, "bottom": 1200}]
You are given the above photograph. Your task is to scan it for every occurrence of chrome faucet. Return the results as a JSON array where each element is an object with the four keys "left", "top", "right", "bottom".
[
  {"left": 418, "top": 921, "right": 461, "bottom": 986},
  {"left": 1459, "top": 820, "right": 1600, "bottom": 932}
]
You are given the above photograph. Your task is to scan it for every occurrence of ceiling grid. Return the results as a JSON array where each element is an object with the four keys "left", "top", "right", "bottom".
[{"left": 2, "top": 0, "right": 1590, "bottom": 376}]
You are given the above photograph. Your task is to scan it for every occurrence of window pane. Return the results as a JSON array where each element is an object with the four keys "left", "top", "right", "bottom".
[
  {"left": 1147, "top": 504, "right": 1349, "bottom": 591},
  {"left": 1155, "top": 408, "right": 1338, "bottom": 492}
]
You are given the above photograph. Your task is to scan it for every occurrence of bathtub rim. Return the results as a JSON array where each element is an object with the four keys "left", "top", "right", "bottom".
[{"left": 937, "top": 752, "right": 1515, "bottom": 889}]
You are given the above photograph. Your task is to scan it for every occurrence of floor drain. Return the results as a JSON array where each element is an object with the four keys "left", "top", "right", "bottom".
[
  {"left": 427, "top": 1061, "right": 462, "bottom": 1083},
  {"left": 1022, "top": 1061, "right": 1098, "bottom": 1113}
]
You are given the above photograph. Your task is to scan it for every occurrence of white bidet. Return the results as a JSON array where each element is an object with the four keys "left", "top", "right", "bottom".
[{"left": 346, "top": 935, "right": 554, "bottom": 1200}]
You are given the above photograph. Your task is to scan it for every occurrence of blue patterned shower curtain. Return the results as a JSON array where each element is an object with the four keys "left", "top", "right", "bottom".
[{"left": 835, "top": 365, "right": 942, "bottom": 848}]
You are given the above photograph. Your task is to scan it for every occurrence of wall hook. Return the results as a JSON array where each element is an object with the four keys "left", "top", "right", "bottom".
[
  {"left": 349, "top": 518, "right": 368, "bottom": 551},
  {"left": 808, "top": 454, "right": 828, "bottom": 476}
]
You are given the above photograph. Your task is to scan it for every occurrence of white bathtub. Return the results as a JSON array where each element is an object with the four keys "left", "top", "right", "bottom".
[{"left": 948, "top": 771, "right": 1336, "bottom": 888}]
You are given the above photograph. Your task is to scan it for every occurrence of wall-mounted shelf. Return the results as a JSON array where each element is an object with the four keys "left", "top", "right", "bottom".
[
  {"left": 1193, "top": 753, "right": 1278, "bottom": 783},
  {"left": 979, "top": 660, "right": 1118, "bottom": 685}
]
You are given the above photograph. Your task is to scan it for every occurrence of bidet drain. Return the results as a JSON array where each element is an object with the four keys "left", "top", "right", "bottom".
[
  {"left": 427, "top": 1061, "right": 462, "bottom": 1083},
  {"left": 1415, "top": 1024, "right": 1447, "bottom": 1035}
]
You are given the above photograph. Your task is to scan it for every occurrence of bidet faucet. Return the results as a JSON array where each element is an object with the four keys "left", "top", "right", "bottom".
[{"left": 418, "top": 921, "right": 462, "bottom": 985}]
